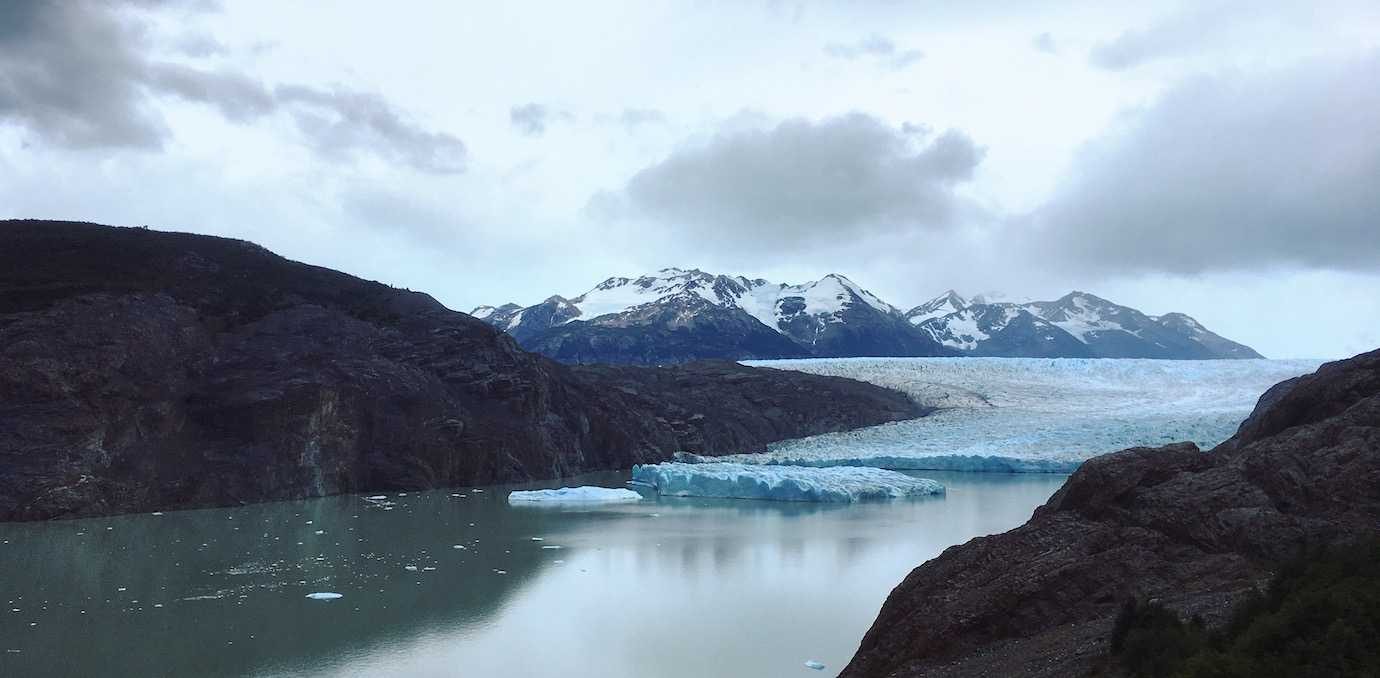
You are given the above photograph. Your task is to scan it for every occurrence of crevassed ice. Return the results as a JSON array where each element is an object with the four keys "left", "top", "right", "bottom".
[
  {"left": 630, "top": 462, "right": 944, "bottom": 502},
  {"left": 736, "top": 357, "right": 1322, "bottom": 473},
  {"left": 507, "top": 487, "right": 644, "bottom": 504}
]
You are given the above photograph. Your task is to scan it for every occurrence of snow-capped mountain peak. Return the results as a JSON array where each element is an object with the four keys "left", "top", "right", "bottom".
[
  {"left": 471, "top": 275, "right": 1260, "bottom": 364},
  {"left": 905, "top": 289, "right": 968, "bottom": 325}
]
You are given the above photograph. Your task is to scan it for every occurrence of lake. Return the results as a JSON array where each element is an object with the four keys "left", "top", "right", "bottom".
[{"left": 0, "top": 470, "right": 1064, "bottom": 678}]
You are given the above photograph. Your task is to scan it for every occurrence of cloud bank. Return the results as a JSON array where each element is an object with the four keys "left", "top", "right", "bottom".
[{"left": 0, "top": 1, "right": 464, "bottom": 172}]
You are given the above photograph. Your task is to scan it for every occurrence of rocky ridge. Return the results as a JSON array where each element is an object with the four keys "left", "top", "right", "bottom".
[
  {"left": 0, "top": 221, "right": 923, "bottom": 521},
  {"left": 840, "top": 348, "right": 1380, "bottom": 677}
]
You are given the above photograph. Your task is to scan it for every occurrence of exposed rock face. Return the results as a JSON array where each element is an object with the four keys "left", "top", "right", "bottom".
[
  {"left": 0, "top": 221, "right": 923, "bottom": 521},
  {"left": 841, "top": 348, "right": 1380, "bottom": 678}
]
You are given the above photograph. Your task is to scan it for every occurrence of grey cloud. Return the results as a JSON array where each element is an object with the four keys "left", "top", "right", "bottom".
[
  {"left": 0, "top": 1, "right": 465, "bottom": 172},
  {"left": 823, "top": 34, "right": 923, "bottom": 70},
  {"left": 276, "top": 85, "right": 465, "bottom": 173},
  {"left": 1027, "top": 54, "right": 1380, "bottom": 274},
  {"left": 1089, "top": 4, "right": 1233, "bottom": 70},
  {"left": 149, "top": 64, "right": 275, "bottom": 121},
  {"left": 171, "top": 32, "right": 228, "bottom": 57},
  {"left": 0, "top": 2, "right": 166, "bottom": 148},
  {"left": 592, "top": 113, "right": 983, "bottom": 252},
  {"left": 1032, "top": 32, "right": 1057, "bottom": 54},
  {"left": 509, "top": 103, "right": 574, "bottom": 137}
]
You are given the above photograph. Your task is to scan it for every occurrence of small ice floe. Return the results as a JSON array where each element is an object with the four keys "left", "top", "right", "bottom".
[
  {"left": 367, "top": 495, "right": 388, "bottom": 501},
  {"left": 507, "top": 487, "right": 642, "bottom": 505},
  {"left": 150, "top": 512, "right": 164, "bottom": 516},
  {"left": 493, "top": 570, "right": 507, "bottom": 575},
  {"left": 530, "top": 537, "right": 543, "bottom": 542},
  {"left": 472, "top": 489, "right": 484, "bottom": 493},
  {"left": 314, "top": 530, "right": 325, "bottom": 535},
  {"left": 403, "top": 565, "right": 419, "bottom": 572},
  {"left": 305, "top": 592, "right": 342, "bottom": 601},
  {"left": 422, "top": 567, "right": 436, "bottom": 572},
  {"left": 452, "top": 544, "right": 467, "bottom": 550},
  {"left": 540, "top": 545, "right": 562, "bottom": 550},
  {"left": 804, "top": 660, "right": 826, "bottom": 670}
]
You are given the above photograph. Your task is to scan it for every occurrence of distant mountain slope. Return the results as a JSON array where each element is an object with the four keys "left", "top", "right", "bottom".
[
  {"left": 477, "top": 272, "right": 1262, "bottom": 364},
  {"left": 1023, "top": 291, "right": 1263, "bottom": 359},
  {"left": 0, "top": 221, "right": 924, "bottom": 520},
  {"left": 475, "top": 268, "right": 953, "bottom": 365}
]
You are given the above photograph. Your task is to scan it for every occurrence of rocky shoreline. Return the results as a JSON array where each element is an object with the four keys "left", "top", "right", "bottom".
[
  {"left": 0, "top": 221, "right": 923, "bottom": 521},
  {"left": 840, "top": 348, "right": 1380, "bottom": 677}
]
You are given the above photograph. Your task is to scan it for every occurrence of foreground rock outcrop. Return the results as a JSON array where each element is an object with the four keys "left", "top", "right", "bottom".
[
  {"left": 0, "top": 220, "right": 922, "bottom": 521},
  {"left": 842, "top": 348, "right": 1380, "bottom": 678}
]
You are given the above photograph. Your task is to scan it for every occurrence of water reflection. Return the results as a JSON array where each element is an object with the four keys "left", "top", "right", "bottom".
[{"left": 0, "top": 471, "right": 1065, "bottom": 678}]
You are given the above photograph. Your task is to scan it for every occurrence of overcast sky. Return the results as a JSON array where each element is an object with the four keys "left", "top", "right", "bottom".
[{"left": 3, "top": 0, "right": 1378, "bottom": 358}]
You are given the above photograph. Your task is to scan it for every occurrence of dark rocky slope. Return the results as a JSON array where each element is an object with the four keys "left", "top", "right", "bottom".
[
  {"left": 0, "top": 220, "right": 923, "bottom": 521},
  {"left": 841, "top": 348, "right": 1380, "bottom": 678}
]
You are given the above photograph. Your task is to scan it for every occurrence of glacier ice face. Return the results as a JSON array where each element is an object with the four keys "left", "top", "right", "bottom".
[
  {"left": 507, "top": 487, "right": 644, "bottom": 505},
  {"left": 735, "top": 357, "right": 1322, "bottom": 472},
  {"left": 630, "top": 462, "right": 944, "bottom": 502}
]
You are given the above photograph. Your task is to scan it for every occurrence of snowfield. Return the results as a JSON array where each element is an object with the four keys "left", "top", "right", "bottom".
[
  {"left": 734, "top": 357, "right": 1323, "bottom": 472},
  {"left": 630, "top": 462, "right": 945, "bottom": 502}
]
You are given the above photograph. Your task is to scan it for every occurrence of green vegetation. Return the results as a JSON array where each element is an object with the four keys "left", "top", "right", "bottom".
[{"left": 1108, "top": 539, "right": 1380, "bottom": 678}]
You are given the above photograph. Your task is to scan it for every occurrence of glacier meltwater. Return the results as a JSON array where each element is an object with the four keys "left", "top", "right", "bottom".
[
  {"left": 630, "top": 462, "right": 944, "bottom": 502},
  {"left": 733, "top": 357, "right": 1322, "bottom": 473}
]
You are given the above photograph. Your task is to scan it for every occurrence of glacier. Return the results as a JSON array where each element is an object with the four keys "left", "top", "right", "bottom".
[
  {"left": 629, "top": 462, "right": 944, "bottom": 502},
  {"left": 507, "top": 487, "right": 644, "bottom": 504},
  {"left": 734, "top": 357, "right": 1323, "bottom": 473}
]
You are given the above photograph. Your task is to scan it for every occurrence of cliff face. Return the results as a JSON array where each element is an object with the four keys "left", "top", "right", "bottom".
[
  {"left": 842, "top": 349, "right": 1380, "bottom": 678},
  {"left": 0, "top": 221, "right": 922, "bottom": 521}
]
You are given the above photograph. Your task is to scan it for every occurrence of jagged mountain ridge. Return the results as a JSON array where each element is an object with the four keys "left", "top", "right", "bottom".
[{"left": 475, "top": 270, "right": 1262, "bottom": 364}]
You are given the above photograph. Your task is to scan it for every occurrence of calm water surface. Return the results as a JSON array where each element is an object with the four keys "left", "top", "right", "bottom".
[{"left": 0, "top": 471, "right": 1065, "bottom": 678}]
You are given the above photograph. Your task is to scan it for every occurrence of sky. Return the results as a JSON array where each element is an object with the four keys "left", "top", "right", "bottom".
[{"left": 2, "top": 0, "right": 1378, "bottom": 359}]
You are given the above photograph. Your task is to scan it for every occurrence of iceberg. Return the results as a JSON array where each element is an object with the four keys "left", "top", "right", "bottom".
[
  {"left": 630, "top": 462, "right": 943, "bottom": 502},
  {"left": 736, "top": 357, "right": 1322, "bottom": 473},
  {"left": 507, "top": 486, "right": 644, "bottom": 504}
]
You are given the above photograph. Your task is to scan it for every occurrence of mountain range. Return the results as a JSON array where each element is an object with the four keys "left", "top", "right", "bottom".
[{"left": 473, "top": 268, "right": 1262, "bottom": 364}]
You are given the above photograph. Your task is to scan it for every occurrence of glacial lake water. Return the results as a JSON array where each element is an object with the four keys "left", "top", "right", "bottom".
[{"left": 0, "top": 470, "right": 1065, "bottom": 678}]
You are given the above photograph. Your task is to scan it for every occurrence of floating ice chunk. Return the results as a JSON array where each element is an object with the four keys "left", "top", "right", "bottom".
[
  {"left": 366, "top": 495, "right": 388, "bottom": 500},
  {"left": 630, "top": 463, "right": 943, "bottom": 502},
  {"left": 452, "top": 544, "right": 467, "bottom": 550},
  {"left": 507, "top": 487, "right": 643, "bottom": 504},
  {"left": 305, "top": 592, "right": 342, "bottom": 601},
  {"left": 804, "top": 659, "right": 826, "bottom": 670},
  {"left": 404, "top": 565, "right": 419, "bottom": 572}
]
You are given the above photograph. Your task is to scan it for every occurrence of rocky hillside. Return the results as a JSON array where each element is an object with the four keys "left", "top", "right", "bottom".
[
  {"left": 0, "top": 220, "right": 923, "bottom": 521},
  {"left": 840, "top": 348, "right": 1380, "bottom": 677}
]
